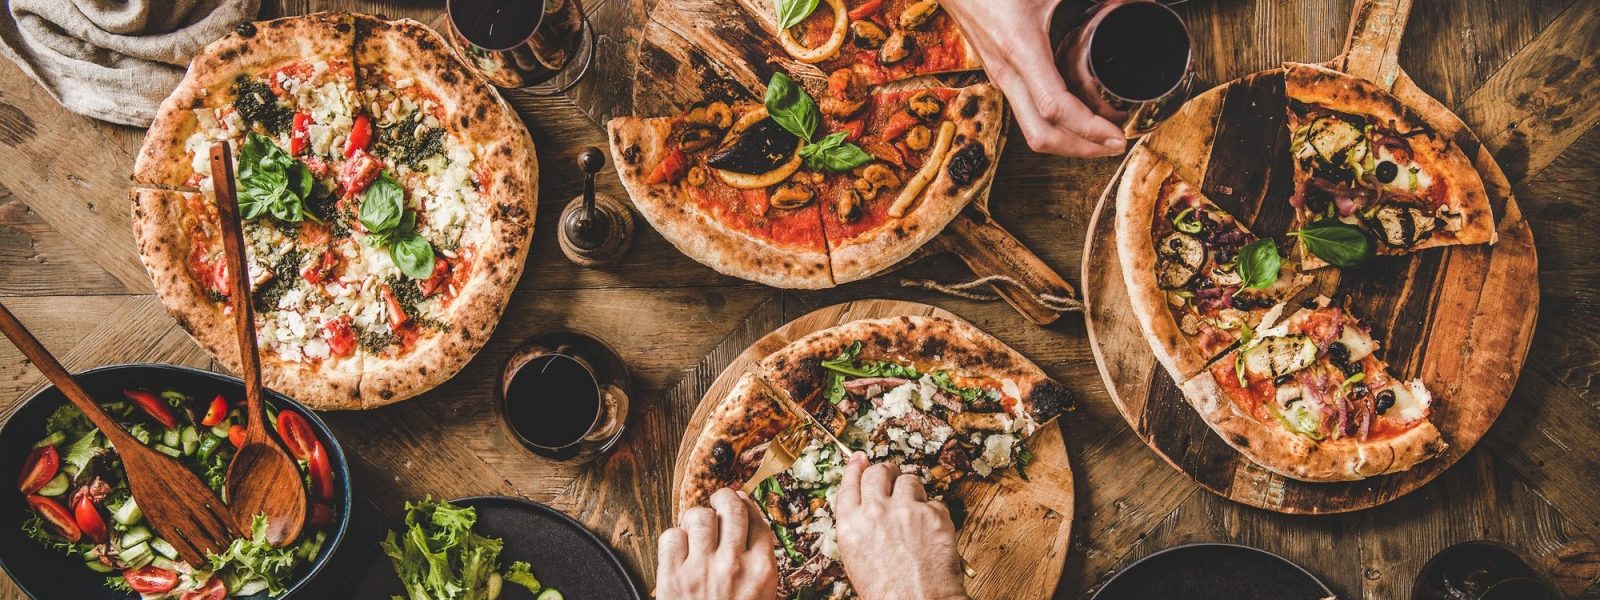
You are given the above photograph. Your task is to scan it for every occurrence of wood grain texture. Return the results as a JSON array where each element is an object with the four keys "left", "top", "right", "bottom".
[{"left": 670, "top": 299, "right": 1074, "bottom": 599}]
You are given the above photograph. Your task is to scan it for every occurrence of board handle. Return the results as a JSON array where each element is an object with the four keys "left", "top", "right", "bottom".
[
  {"left": 1337, "top": 0, "right": 1414, "bottom": 87},
  {"left": 935, "top": 211, "right": 1078, "bottom": 325}
]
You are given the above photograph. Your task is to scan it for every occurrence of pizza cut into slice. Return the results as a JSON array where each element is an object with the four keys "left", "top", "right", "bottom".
[
  {"left": 675, "top": 373, "right": 811, "bottom": 512},
  {"left": 1116, "top": 146, "right": 1314, "bottom": 381},
  {"left": 749, "top": 429, "right": 853, "bottom": 600},
  {"left": 1182, "top": 295, "right": 1447, "bottom": 481},
  {"left": 755, "top": 0, "right": 981, "bottom": 86},
  {"left": 1282, "top": 63, "right": 1496, "bottom": 267},
  {"left": 758, "top": 316, "right": 1071, "bottom": 489}
]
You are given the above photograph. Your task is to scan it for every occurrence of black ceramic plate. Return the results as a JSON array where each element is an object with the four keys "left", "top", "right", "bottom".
[
  {"left": 1091, "top": 543, "right": 1333, "bottom": 600},
  {"left": 0, "top": 364, "right": 353, "bottom": 599},
  {"left": 355, "top": 496, "right": 642, "bottom": 599}
]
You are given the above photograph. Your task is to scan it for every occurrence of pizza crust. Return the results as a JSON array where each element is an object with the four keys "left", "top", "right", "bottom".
[
  {"left": 1180, "top": 370, "right": 1447, "bottom": 482},
  {"left": 675, "top": 373, "right": 807, "bottom": 513},
  {"left": 830, "top": 83, "right": 1006, "bottom": 284},
  {"left": 607, "top": 117, "right": 835, "bottom": 289},
  {"left": 134, "top": 12, "right": 357, "bottom": 188}
]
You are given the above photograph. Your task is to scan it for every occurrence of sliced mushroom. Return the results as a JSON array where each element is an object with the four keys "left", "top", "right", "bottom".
[
  {"left": 1242, "top": 334, "right": 1318, "bottom": 379},
  {"left": 837, "top": 190, "right": 863, "bottom": 222},
  {"left": 1208, "top": 265, "right": 1244, "bottom": 287},
  {"left": 879, "top": 29, "right": 914, "bottom": 64},
  {"left": 685, "top": 166, "right": 708, "bottom": 187},
  {"left": 685, "top": 101, "right": 733, "bottom": 130},
  {"left": 906, "top": 91, "right": 944, "bottom": 122},
  {"left": 861, "top": 163, "right": 900, "bottom": 189},
  {"left": 1368, "top": 202, "right": 1438, "bottom": 248},
  {"left": 904, "top": 125, "right": 932, "bottom": 151},
  {"left": 770, "top": 182, "right": 815, "bottom": 209},
  {"left": 899, "top": 0, "right": 941, "bottom": 30},
  {"left": 1155, "top": 232, "right": 1205, "bottom": 289},
  {"left": 820, "top": 67, "right": 871, "bottom": 118},
  {"left": 850, "top": 20, "right": 887, "bottom": 49},
  {"left": 678, "top": 127, "right": 718, "bottom": 152}
]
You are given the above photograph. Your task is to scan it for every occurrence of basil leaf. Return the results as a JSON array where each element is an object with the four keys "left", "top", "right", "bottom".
[
  {"left": 359, "top": 173, "right": 406, "bottom": 234},
  {"left": 774, "top": 0, "right": 821, "bottom": 30},
  {"left": 1235, "top": 238, "right": 1281, "bottom": 290},
  {"left": 1290, "top": 219, "right": 1373, "bottom": 268},
  {"left": 764, "top": 72, "right": 819, "bottom": 142},
  {"left": 236, "top": 132, "right": 310, "bottom": 222},
  {"left": 390, "top": 234, "right": 436, "bottom": 280},
  {"left": 799, "top": 132, "right": 873, "bottom": 172}
]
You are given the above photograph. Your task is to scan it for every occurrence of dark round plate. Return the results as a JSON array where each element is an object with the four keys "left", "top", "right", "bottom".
[
  {"left": 1091, "top": 543, "right": 1333, "bottom": 600},
  {"left": 0, "top": 364, "right": 353, "bottom": 599},
  {"left": 355, "top": 495, "right": 642, "bottom": 599}
]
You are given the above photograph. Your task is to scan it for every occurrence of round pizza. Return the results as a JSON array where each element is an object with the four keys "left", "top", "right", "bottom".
[
  {"left": 609, "top": 75, "right": 1004, "bottom": 288},
  {"left": 129, "top": 13, "right": 537, "bottom": 410}
]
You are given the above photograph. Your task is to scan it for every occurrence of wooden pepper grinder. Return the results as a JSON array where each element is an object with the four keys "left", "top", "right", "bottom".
[{"left": 559, "top": 147, "right": 634, "bottom": 267}]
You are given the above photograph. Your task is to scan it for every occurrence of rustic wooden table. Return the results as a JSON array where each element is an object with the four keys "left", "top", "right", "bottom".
[{"left": 1, "top": 1, "right": 1597, "bottom": 598}]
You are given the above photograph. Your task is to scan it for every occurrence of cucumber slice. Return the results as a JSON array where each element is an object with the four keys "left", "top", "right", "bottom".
[
  {"left": 119, "top": 541, "right": 151, "bottom": 564},
  {"left": 294, "top": 531, "right": 327, "bottom": 560},
  {"left": 211, "top": 422, "right": 232, "bottom": 438},
  {"left": 161, "top": 429, "right": 180, "bottom": 448},
  {"left": 180, "top": 426, "right": 200, "bottom": 455},
  {"left": 154, "top": 444, "right": 181, "bottom": 458},
  {"left": 37, "top": 473, "right": 69, "bottom": 497},
  {"left": 150, "top": 537, "right": 179, "bottom": 561},
  {"left": 120, "top": 526, "right": 152, "bottom": 549},
  {"left": 112, "top": 498, "right": 141, "bottom": 525},
  {"left": 537, "top": 590, "right": 565, "bottom": 600},
  {"left": 235, "top": 580, "right": 270, "bottom": 596},
  {"left": 83, "top": 558, "right": 114, "bottom": 573},
  {"left": 197, "top": 436, "right": 223, "bottom": 462},
  {"left": 150, "top": 556, "right": 178, "bottom": 572},
  {"left": 33, "top": 431, "right": 66, "bottom": 449}
]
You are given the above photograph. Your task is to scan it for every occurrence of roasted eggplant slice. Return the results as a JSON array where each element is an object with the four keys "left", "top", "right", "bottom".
[
  {"left": 707, "top": 118, "right": 800, "bottom": 174},
  {"left": 1242, "top": 334, "right": 1317, "bottom": 379},
  {"left": 1155, "top": 232, "right": 1205, "bottom": 289},
  {"left": 1368, "top": 202, "right": 1439, "bottom": 248}
]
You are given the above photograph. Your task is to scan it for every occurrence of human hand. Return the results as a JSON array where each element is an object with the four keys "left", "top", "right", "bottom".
[
  {"left": 942, "top": 0, "right": 1127, "bottom": 157},
  {"left": 833, "top": 452, "right": 968, "bottom": 600},
  {"left": 655, "top": 488, "right": 778, "bottom": 600}
]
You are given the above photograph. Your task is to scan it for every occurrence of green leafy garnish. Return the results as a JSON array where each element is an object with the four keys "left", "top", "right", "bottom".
[
  {"left": 1235, "top": 238, "right": 1281, "bottom": 290},
  {"left": 799, "top": 131, "right": 873, "bottom": 172},
  {"left": 391, "top": 235, "right": 438, "bottom": 280},
  {"left": 503, "top": 560, "right": 545, "bottom": 594},
  {"left": 929, "top": 371, "right": 983, "bottom": 403},
  {"left": 1172, "top": 207, "right": 1202, "bottom": 234},
  {"left": 44, "top": 404, "right": 93, "bottom": 439},
  {"left": 381, "top": 498, "right": 556, "bottom": 600},
  {"left": 360, "top": 173, "right": 407, "bottom": 234},
  {"left": 358, "top": 173, "right": 436, "bottom": 279},
  {"left": 764, "top": 72, "right": 819, "bottom": 142},
  {"left": 772, "top": 522, "right": 804, "bottom": 567},
  {"left": 238, "top": 133, "right": 317, "bottom": 223},
  {"left": 1290, "top": 218, "right": 1373, "bottom": 268},
  {"left": 207, "top": 514, "right": 300, "bottom": 596},
  {"left": 22, "top": 514, "right": 77, "bottom": 554},
  {"left": 774, "top": 0, "right": 821, "bottom": 30}
]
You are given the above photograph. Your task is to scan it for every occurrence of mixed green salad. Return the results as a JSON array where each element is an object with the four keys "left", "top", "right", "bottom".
[
  {"left": 382, "top": 498, "right": 563, "bottom": 600},
  {"left": 17, "top": 387, "right": 336, "bottom": 598}
]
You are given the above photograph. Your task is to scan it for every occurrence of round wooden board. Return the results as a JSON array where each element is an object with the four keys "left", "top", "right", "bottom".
[
  {"left": 670, "top": 299, "right": 1075, "bottom": 598},
  {"left": 1080, "top": 65, "right": 1539, "bottom": 514}
]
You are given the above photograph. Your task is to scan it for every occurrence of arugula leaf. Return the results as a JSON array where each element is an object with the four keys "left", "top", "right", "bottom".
[
  {"left": 772, "top": 523, "right": 804, "bottom": 567},
  {"left": 764, "top": 72, "right": 819, "bottom": 142},
  {"left": 391, "top": 234, "right": 437, "bottom": 280},
  {"left": 929, "top": 371, "right": 983, "bottom": 403},
  {"left": 360, "top": 173, "right": 406, "bottom": 234},
  {"left": 799, "top": 132, "right": 873, "bottom": 172},
  {"left": 1235, "top": 238, "right": 1281, "bottom": 290},
  {"left": 1290, "top": 218, "right": 1373, "bottom": 268},
  {"left": 503, "top": 561, "right": 543, "bottom": 593},
  {"left": 774, "top": 0, "right": 821, "bottom": 30},
  {"left": 238, "top": 133, "right": 315, "bottom": 223}
]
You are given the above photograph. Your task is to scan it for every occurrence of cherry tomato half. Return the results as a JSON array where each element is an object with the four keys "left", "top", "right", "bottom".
[
  {"left": 181, "top": 576, "right": 228, "bottom": 600},
  {"left": 122, "top": 390, "right": 179, "bottom": 429},
  {"left": 309, "top": 442, "right": 335, "bottom": 502},
  {"left": 227, "top": 424, "right": 246, "bottom": 449},
  {"left": 274, "top": 411, "right": 317, "bottom": 461},
  {"left": 201, "top": 394, "right": 229, "bottom": 427},
  {"left": 344, "top": 114, "right": 373, "bottom": 158},
  {"left": 122, "top": 566, "right": 179, "bottom": 594},
  {"left": 73, "top": 493, "right": 107, "bottom": 543},
  {"left": 17, "top": 445, "right": 59, "bottom": 494},
  {"left": 290, "top": 112, "right": 312, "bottom": 156},
  {"left": 26, "top": 495, "right": 80, "bottom": 542}
]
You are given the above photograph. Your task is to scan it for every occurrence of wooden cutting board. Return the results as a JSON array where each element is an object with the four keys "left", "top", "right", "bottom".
[
  {"left": 1081, "top": 0, "right": 1539, "bottom": 514},
  {"left": 625, "top": 0, "right": 1076, "bottom": 324},
  {"left": 670, "top": 299, "right": 1074, "bottom": 598}
]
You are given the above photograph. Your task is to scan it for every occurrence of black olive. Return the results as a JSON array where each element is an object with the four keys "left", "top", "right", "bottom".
[
  {"left": 1231, "top": 295, "right": 1251, "bottom": 309},
  {"left": 946, "top": 143, "right": 990, "bottom": 188},
  {"left": 705, "top": 118, "right": 799, "bottom": 174},
  {"left": 1327, "top": 342, "right": 1350, "bottom": 363},
  {"left": 710, "top": 441, "right": 733, "bottom": 473},
  {"left": 1349, "top": 382, "right": 1369, "bottom": 397},
  {"left": 1213, "top": 250, "right": 1234, "bottom": 264},
  {"left": 1375, "top": 161, "right": 1398, "bottom": 183},
  {"left": 234, "top": 21, "right": 257, "bottom": 37},
  {"left": 1301, "top": 298, "right": 1319, "bottom": 309},
  {"left": 1273, "top": 374, "right": 1293, "bottom": 386},
  {"left": 1375, "top": 390, "right": 1396, "bottom": 414},
  {"left": 1341, "top": 361, "right": 1364, "bottom": 377}
]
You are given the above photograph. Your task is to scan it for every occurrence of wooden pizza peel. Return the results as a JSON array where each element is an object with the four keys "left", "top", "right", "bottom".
[
  {"left": 670, "top": 299, "right": 1075, "bottom": 598},
  {"left": 1080, "top": 0, "right": 1539, "bottom": 514}
]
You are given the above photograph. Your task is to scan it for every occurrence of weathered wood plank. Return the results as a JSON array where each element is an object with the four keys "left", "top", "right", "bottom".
[{"left": 0, "top": 193, "right": 127, "bottom": 296}]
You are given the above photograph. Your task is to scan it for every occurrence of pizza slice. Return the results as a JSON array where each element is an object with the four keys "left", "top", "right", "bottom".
[
  {"left": 758, "top": 316, "right": 1071, "bottom": 489},
  {"left": 1282, "top": 63, "right": 1496, "bottom": 267},
  {"left": 1182, "top": 296, "right": 1447, "bottom": 481},
  {"left": 1116, "top": 147, "right": 1314, "bottom": 381},
  {"left": 758, "top": 0, "right": 981, "bottom": 86},
  {"left": 750, "top": 430, "right": 853, "bottom": 600},
  {"left": 675, "top": 373, "right": 810, "bottom": 511}
]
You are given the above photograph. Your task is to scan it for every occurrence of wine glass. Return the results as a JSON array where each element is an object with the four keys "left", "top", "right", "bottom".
[
  {"left": 1055, "top": 0, "right": 1194, "bottom": 137},
  {"left": 499, "top": 329, "right": 630, "bottom": 462},
  {"left": 444, "top": 0, "right": 596, "bottom": 94}
]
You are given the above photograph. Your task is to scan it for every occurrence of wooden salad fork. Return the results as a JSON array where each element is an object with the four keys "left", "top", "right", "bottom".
[
  {"left": 0, "top": 303, "right": 236, "bottom": 565},
  {"left": 211, "top": 143, "right": 307, "bottom": 547}
]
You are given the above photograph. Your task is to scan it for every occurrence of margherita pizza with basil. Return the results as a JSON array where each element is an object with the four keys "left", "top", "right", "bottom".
[
  {"left": 609, "top": 74, "right": 1004, "bottom": 288},
  {"left": 130, "top": 13, "right": 537, "bottom": 410}
]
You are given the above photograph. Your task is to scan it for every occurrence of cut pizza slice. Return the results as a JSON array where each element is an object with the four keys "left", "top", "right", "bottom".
[
  {"left": 758, "top": 316, "right": 1071, "bottom": 489},
  {"left": 675, "top": 373, "right": 811, "bottom": 511},
  {"left": 1116, "top": 146, "right": 1315, "bottom": 382},
  {"left": 749, "top": 431, "right": 853, "bottom": 600},
  {"left": 752, "top": 0, "right": 981, "bottom": 86},
  {"left": 1181, "top": 296, "right": 1447, "bottom": 481},
  {"left": 1282, "top": 63, "right": 1496, "bottom": 267}
]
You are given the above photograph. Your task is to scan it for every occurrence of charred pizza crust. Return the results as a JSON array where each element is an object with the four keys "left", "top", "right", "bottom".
[
  {"left": 675, "top": 373, "right": 808, "bottom": 513},
  {"left": 1116, "top": 147, "right": 1214, "bottom": 380}
]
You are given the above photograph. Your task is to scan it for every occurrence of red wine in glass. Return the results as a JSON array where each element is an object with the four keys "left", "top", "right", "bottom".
[
  {"left": 500, "top": 330, "right": 629, "bottom": 461},
  {"left": 1056, "top": 0, "right": 1193, "bottom": 137},
  {"left": 445, "top": 0, "right": 593, "bottom": 92}
]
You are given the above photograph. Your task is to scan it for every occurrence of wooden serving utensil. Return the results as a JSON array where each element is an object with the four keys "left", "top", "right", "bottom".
[
  {"left": 211, "top": 143, "right": 307, "bottom": 547},
  {"left": 0, "top": 303, "right": 236, "bottom": 565}
]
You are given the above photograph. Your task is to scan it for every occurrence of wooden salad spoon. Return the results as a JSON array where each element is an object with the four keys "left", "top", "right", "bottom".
[
  {"left": 212, "top": 143, "right": 307, "bottom": 547},
  {"left": 0, "top": 303, "right": 237, "bottom": 565}
]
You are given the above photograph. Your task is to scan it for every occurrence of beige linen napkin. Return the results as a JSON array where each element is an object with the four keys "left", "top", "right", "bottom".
[{"left": 0, "top": 0, "right": 261, "bottom": 127}]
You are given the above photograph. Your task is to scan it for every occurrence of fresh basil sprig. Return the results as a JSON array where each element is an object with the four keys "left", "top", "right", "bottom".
[
  {"left": 1235, "top": 238, "right": 1281, "bottom": 290},
  {"left": 764, "top": 72, "right": 819, "bottom": 142},
  {"left": 800, "top": 132, "right": 873, "bottom": 172},
  {"left": 774, "top": 0, "right": 820, "bottom": 30},
  {"left": 358, "top": 173, "right": 436, "bottom": 279},
  {"left": 238, "top": 133, "right": 316, "bottom": 223},
  {"left": 1290, "top": 218, "right": 1373, "bottom": 268}
]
